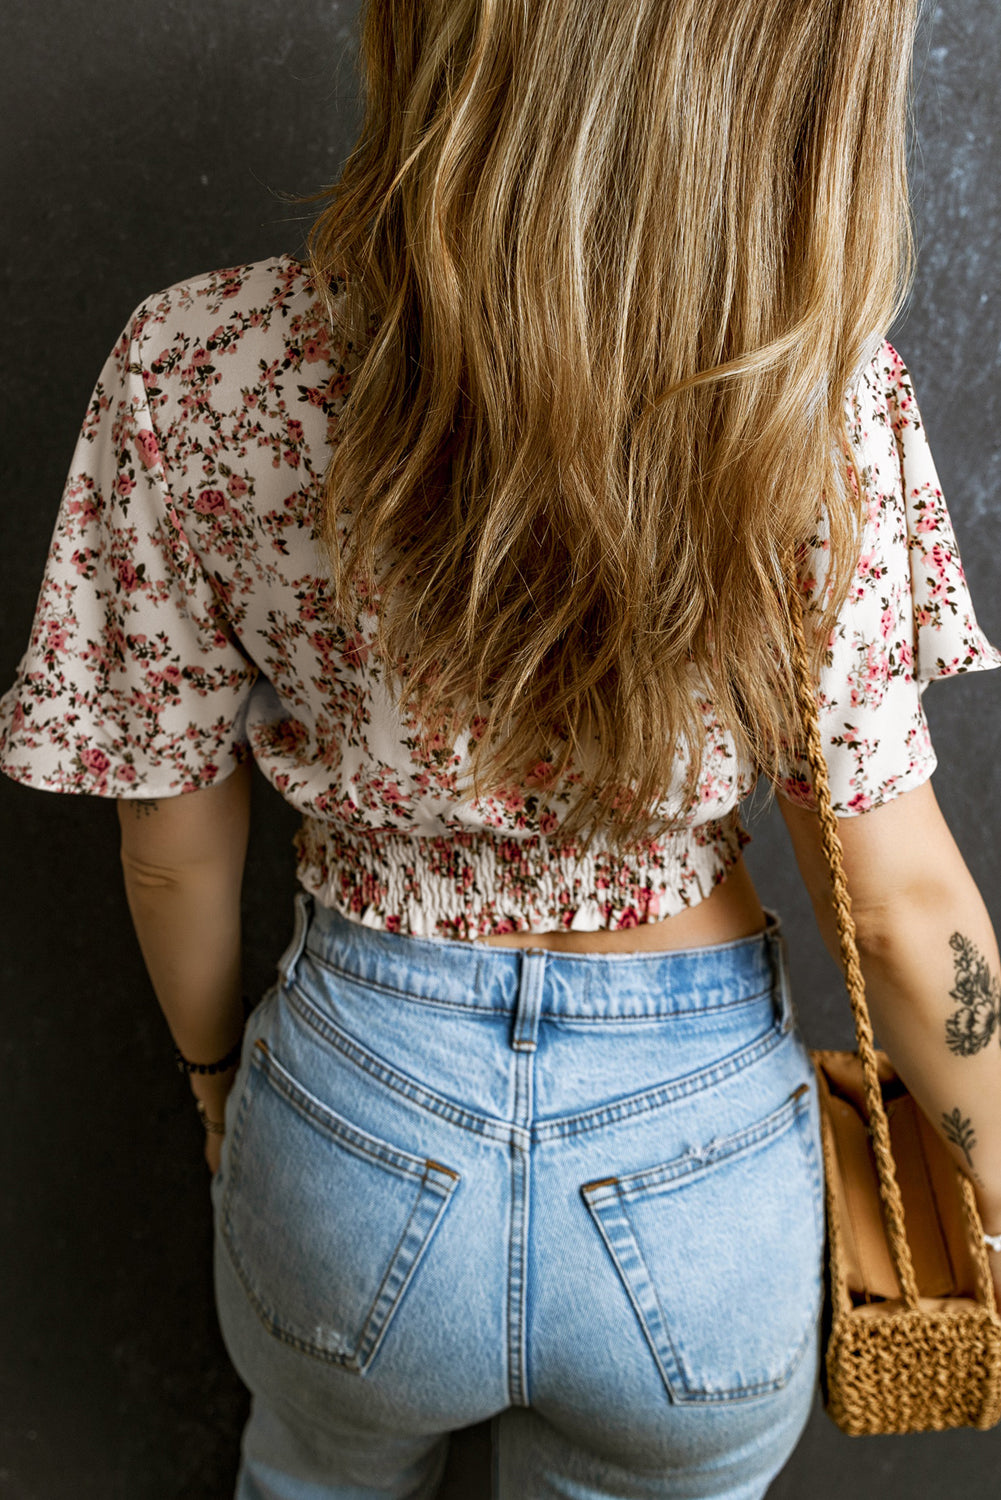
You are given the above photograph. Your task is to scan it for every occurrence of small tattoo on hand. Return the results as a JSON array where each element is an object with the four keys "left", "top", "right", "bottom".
[
  {"left": 941, "top": 1107, "right": 977, "bottom": 1170},
  {"left": 944, "top": 933, "right": 1000, "bottom": 1056}
]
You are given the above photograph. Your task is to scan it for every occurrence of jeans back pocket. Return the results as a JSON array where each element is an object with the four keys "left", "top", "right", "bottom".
[
  {"left": 582, "top": 1082, "right": 823, "bottom": 1403},
  {"left": 218, "top": 1037, "right": 460, "bottom": 1374}
]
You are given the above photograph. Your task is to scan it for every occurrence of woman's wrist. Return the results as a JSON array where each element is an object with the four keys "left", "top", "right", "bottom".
[{"left": 189, "top": 1062, "right": 239, "bottom": 1120}]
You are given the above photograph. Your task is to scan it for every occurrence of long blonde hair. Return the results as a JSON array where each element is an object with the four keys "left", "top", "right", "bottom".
[{"left": 305, "top": 0, "right": 919, "bottom": 855}]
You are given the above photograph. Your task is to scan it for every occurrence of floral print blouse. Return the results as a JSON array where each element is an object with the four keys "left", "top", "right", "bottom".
[{"left": 1, "top": 255, "right": 999, "bottom": 938}]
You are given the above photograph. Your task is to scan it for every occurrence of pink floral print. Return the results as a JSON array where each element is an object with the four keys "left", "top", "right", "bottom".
[{"left": 0, "top": 256, "right": 998, "bottom": 937}]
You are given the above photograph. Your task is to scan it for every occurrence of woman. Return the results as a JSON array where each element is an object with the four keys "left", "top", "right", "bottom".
[{"left": 2, "top": 1, "right": 1000, "bottom": 1496}]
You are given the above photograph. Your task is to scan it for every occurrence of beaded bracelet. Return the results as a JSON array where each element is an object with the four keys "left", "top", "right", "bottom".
[{"left": 173, "top": 993, "right": 253, "bottom": 1075}]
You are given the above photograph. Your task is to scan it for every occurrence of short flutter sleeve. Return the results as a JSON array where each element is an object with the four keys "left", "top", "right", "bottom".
[
  {"left": 776, "top": 342, "right": 1001, "bottom": 816},
  {"left": 0, "top": 306, "right": 260, "bottom": 797}
]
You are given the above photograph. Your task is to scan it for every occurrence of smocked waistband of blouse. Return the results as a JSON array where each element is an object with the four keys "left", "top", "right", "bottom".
[
  {"left": 290, "top": 813, "right": 753, "bottom": 942},
  {"left": 275, "top": 888, "right": 791, "bottom": 1023}
]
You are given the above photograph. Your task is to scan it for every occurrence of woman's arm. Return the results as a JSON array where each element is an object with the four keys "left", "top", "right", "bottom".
[
  {"left": 116, "top": 757, "right": 253, "bottom": 1125},
  {"left": 779, "top": 779, "right": 1001, "bottom": 1248}
]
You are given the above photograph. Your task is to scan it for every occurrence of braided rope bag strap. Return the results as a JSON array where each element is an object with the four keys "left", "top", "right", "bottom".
[
  {"left": 786, "top": 579, "right": 920, "bottom": 1306},
  {"left": 786, "top": 572, "right": 1001, "bottom": 1434}
]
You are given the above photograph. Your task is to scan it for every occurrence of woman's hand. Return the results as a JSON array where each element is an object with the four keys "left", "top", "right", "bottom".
[{"left": 191, "top": 1063, "right": 239, "bottom": 1179}]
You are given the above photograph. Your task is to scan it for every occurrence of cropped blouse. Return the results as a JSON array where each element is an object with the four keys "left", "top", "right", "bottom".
[{"left": 1, "top": 254, "right": 999, "bottom": 938}]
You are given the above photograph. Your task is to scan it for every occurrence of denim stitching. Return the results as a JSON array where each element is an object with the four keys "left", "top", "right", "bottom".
[
  {"left": 287, "top": 976, "right": 514, "bottom": 1143},
  {"left": 541, "top": 984, "right": 775, "bottom": 1026},
  {"left": 670, "top": 1320, "right": 818, "bottom": 1402},
  {"left": 218, "top": 1230, "right": 364, "bottom": 1371},
  {"left": 300, "top": 947, "right": 508, "bottom": 1014},
  {"left": 254, "top": 1042, "right": 461, "bottom": 1188},
  {"left": 584, "top": 1197, "right": 683, "bottom": 1398},
  {"left": 299, "top": 944, "right": 774, "bottom": 1020},
  {"left": 584, "top": 1087, "right": 811, "bottom": 1203},
  {"left": 534, "top": 1021, "right": 788, "bottom": 1143},
  {"left": 217, "top": 1046, "right": 460, "bottom": 1373},
  {"left": 219, "top": 1052, "right": 263, "bottom": 1221},
  {"left": 286, "top": 973, "right": 787, "bottom": 1145},
  {"left": 355, "top": 1176, "right": 433, "bottom": 1372},
  {"left": 507, "top": 950, "right": 545, "bottom": 1407},
  {"left": 797, "top": 1088, "right": 826, "bottom": 1246},
  {"left": 582, "top": 1092, "right": 822, "bottom": 1402},
  {"left": 357, "top": 1178, "right": 457, "bottom": 1374},
  {"left": 217, "top": 1064, "right": 361, "bottom": 1369}
]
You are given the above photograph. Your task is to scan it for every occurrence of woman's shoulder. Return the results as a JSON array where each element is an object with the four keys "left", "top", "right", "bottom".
[
  {"left": 123, "top": 252, "right": 339, "bottom": 353},
  {"left": 105, "top": 253, "right": 353, "bottom": 396},
  {"left": 101, "top": 254, "right": 356, "bottom": 535}
]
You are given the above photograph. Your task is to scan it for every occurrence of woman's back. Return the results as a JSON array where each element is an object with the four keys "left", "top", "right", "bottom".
[{"left": 0, "top": 256, "right": 997, "bottom": 945}]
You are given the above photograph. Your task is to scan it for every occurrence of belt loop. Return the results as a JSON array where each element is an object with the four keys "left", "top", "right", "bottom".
[
  {"left": 765, "top": 913, "right": 795, "bottom": 1033},
  {"left": 277, "top": 889, "right": 313, "bottom": 988},
  {"left": 511, "top": 950, "right": 546, "bottom": 1052}
]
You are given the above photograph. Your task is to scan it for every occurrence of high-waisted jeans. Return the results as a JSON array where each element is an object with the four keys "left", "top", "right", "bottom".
[{"left": 210, "top": 891, "right": 825, "bottom": 1500}]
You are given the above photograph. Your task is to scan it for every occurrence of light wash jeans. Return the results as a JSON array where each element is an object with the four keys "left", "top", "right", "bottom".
[{"left": 210, "top": 891, "right": 824, "bottom": 1500}]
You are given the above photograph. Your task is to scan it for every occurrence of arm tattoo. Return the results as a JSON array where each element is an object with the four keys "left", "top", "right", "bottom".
[
  {"left": 941, "top": 1107, "right": 977, "bottom": 1170},
  {"left": 944, "top": 932, "right": 1000, "bottom": 1057},
  {"left": 131, "top": 800, "right": 161, "bottom": 817}
]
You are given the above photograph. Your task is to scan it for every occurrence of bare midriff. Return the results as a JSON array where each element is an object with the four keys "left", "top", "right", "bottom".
[{"left": 464, "top": 856, "right": 767, "bottom": 954}]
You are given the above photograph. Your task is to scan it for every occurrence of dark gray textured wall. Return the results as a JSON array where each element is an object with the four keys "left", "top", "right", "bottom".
[{"left": 1, "top": 2, "right": 999, "bottom": 1495}]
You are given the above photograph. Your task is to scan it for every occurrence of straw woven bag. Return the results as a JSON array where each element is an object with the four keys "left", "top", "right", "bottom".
[{"left": 787, "top": 581, "right": 1001, "bottom": 1436}]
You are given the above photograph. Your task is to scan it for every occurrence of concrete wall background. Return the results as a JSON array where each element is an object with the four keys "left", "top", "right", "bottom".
[{"left": 0, "top": 2, "right": 998, "bottom": 1494}]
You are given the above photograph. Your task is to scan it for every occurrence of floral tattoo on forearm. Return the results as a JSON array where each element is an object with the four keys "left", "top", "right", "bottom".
[{"left": 944, "top": 932, "right": 1001, "bottom": 1056}]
